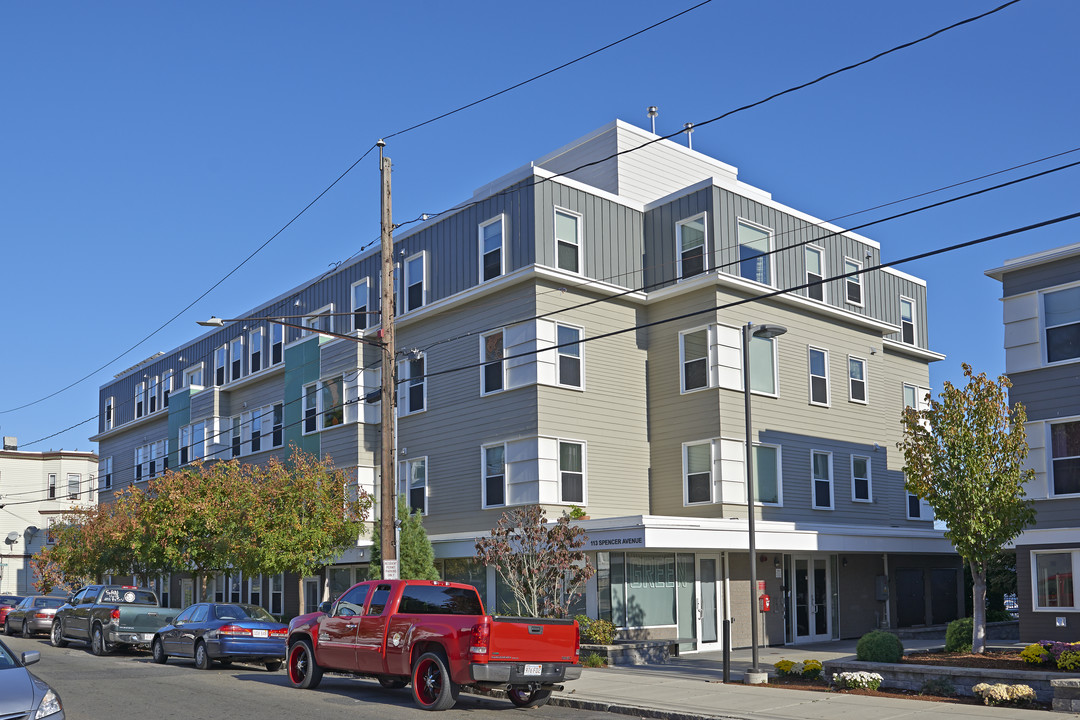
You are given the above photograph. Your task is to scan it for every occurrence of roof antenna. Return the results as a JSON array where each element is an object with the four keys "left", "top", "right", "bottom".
[
  {"left": 647, "top": 106, "right": 658, "bottom": 134},
  {"left": 683, "top": 122, "right": 694, "bottom": 150}
]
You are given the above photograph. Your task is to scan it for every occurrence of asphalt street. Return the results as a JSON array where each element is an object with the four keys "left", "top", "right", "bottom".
[{"left": 2, "top": 634, "right": 614, "bottom": 720}]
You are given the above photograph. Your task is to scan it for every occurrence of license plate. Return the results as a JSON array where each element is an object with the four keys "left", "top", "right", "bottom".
[
  {"left": 524, "top": 664, "right": 542, "bottom": 676},
  {"left": 252, "top": 629, "right": 268, "bottom": 638}
]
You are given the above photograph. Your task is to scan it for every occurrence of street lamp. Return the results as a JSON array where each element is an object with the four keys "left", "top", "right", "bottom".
[{"left": 742, "top": 321, "right": 786, "bottom": 684}]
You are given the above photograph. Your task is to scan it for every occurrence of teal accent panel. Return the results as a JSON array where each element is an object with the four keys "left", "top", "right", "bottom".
[
  {"left": 283, "top": 338, "right": 321, "bottom": 458},
  {"left": 167, "top": 388, "right": 192, "bottom": 468}
]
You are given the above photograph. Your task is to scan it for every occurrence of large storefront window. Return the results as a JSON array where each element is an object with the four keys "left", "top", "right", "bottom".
[
  {"left": 1035, "top": 552, "right": 1075, "bottom": 609},
  {"left": 607, "top": 552, "right": 677, "bottom": 627}
]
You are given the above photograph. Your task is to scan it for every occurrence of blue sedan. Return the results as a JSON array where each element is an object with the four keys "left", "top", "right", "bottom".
[{"left": 151, "top": 603, "right": 286, "bottom": 671}]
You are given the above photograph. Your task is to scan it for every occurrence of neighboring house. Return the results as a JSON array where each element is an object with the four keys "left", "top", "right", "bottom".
[
  {"left": 0, "top": 437, "right": 97, "bottom": 595},
  {"left": 987, "top": 243, "right": 1080, "bottom": 642},
  {"left": 90, "top": 119, "right": 958, "bottom": 648}
]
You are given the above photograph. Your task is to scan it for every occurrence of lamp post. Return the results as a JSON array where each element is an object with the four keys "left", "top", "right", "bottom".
[{"left": 742, "top": 321, "right": 786, "bottom": 684}]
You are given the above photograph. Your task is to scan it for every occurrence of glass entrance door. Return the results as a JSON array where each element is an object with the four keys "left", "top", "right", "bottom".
[
  {"left": 697, "top": 555, "right": 721, "bottom": 651},
  {"left": 793, "top": 556, "right": 830, "bottom": 643}
]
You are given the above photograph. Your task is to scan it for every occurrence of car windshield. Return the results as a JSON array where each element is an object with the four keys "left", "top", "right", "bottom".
[
  {"left": 0, "top": 642, "right": 15, "bottom": 669},
  {"left": 34, "top": 597, "right": 65, "bottom": 609}
]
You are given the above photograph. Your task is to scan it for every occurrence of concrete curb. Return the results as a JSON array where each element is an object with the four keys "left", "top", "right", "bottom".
[{"left": 464, "top": 685, "right": 737, "bottom": 720}]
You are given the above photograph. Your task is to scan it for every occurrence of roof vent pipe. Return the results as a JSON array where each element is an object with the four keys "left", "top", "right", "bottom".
[
  {"left": 647, "top": 106, "right": 658, "bottom": 134},
  {"left": 683, "top": 122, "right": 694, "bottom": 150}
]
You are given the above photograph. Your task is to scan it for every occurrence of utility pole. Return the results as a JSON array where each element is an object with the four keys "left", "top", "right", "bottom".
[{"left": 377, "top": 140, "right": 398, "bottom": 578}]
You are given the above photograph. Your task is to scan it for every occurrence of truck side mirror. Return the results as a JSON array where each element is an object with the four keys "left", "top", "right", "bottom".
[{"left": 318, "top": 601, "right": 333, "bottom": 615}]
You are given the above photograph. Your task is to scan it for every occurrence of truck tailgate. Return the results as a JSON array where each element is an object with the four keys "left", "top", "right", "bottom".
[
  {"left": 487, "top": 616, "right": 577, "bottom": 664},
  {"left": 124, "top": 608, "right": 179, "bottom": 633}
]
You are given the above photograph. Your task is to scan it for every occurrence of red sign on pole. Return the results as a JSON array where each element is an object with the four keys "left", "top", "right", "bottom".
[{"left": 757, "top": 580, "right": 766, "bottom": 592}]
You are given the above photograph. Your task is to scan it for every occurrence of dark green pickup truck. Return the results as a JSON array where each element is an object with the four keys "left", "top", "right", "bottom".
[{"left": 51, "top": 585, "right": 181, "bottom": 655}]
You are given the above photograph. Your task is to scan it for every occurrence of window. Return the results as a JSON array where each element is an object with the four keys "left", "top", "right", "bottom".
[
  {"left": 1033, "top": 551, "right": 1076, "bottom": 609},
  {"left": 149, "top": 376, "right": 159, "bottom": 414},
  {"left": 248, "top": 574, "right": 262, "bottom": 609},
  {"left": 848, "top": 356, "right": 867, "bottom": 403},
  {"left": 400, "top": 458, "right": 427, "bottom": 515},
  {"left": 404, "top": 356, "right": 426, "bottom": 414},
  {"left": 754, "top": 444, "right": 782, "bottom": 506},
  {"left": 404, "top": 253, "right": 426, "bottom": 312},
  {"left": 47, "top": 473, "right": 56, "bottom": 499},
  {"left": 737, "top": 220, "right": 771, "bottom": 285},
  {"left": 249, "top": 328, "right": 264, "bottom": 374},
  {"left": 135, "top": 381, "right": 146, "bottom": 419},
  {"left": 149, "top": 441, "right": 162, "bottom": 477},
  {"left": 851, "top": 455, "right": 871, "bottom": 502},
  {"left": 352, "top": 279, "right": 371, "bottom": 332},
  {"left": 304, "top": 377, "right": 345, "bottom": 433},
  {"left": 844, "top": 258, "right": 863, "bottom": 305},
  {"left": 907, "top": 486, "right": 931, "bottom": 520},
  {"left": 555, "top": 209, "right": 581, "bottom": 273},
  {"left": 46, "top": 518, "right": 57, "bottom": 545},
  {"left": 179, "top": 422, "right": 205, "bottom": 465},
  {"left": 67, "top": 473, "right": 80, "bottom": 500},
  {"left": 104, "top": 397, "right": 114, "bottom": 429},
  {"left": 303, "top": 304, "right": 333, "bottom": 336},
  {"left": 811, "top": 450, "right": 833, "bottom": 509},
  {"left": 162, "top": 371, "right": 173, "bottom": 408},
  {"left": 481, "top": 331, "right": 504, "bottom": 395},
  {"left": 272, "top": 403, "right": 283, "bottom": 447},
  {"left": 681, "top": 328, "right": 709, "bottom": 392},
  {"left": 161, "top": 439, "right": 170, "bottom": 473},
  {"left": 270, "top": 574, "right": 284, "bottom": 616},
  {"left": 749, "top": 334, "right": 778, "bottom": 395},
  {"left": 684, "top": 442, "right": 712, "bottom": 505},
  {"left": 805, "top": 246, "right": 825, "bottom": 301},
  {"left": 559, "top": 441, "right": 584, "bottom": 504},
  {"left": 480, "top": 216, "right": 504, "bottom": 282},
  {"left": 231, "top": 417, "right": 242, "bottom": 458},
  {"left": 184, "top": 363, "right": 203, "bottom": 388},
  {"left": 1045, "top": 286, "right": 1080, "bottom": 363},
  {"left": 556, "top": 324, "right": 583, "bottom": 388},
  {"left": 483, "top": 444, "right": 506, "bottom": 507},
  {"left": 1051, "top": 421, "right": 1080, "bottom": 496},
  {"left": 677, "top": 214, "right": 707, "bottom": 279},
  {"left": 900, "top": 297, "right": 916, "bottom": 345},
  {"left": 99, "top": 457, "right": 112, "bottom": 491},
  {"left": 271, "top": 324, "right": 284, "bottom": 365},
  {"left": 230, "top": 336, "right": 244, "bottom": 381},
  {"left": 214, "top": 345, "right": 227, "bottom": 386},
  {"left": 808, "top": 347, "right": 829, "bottom": 406},
  {"left": 157, "top": 575, "right": 171, "bottom": 608}
]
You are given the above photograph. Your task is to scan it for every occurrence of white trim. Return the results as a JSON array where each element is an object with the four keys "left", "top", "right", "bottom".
[
  {"left": 735, "top": 217, "right": 774, "bottom": 286},
  {"left": 848, "top": 355, "right": 868, "bottom": 405},
  {"left": 882, "top": 266, "right": 926, "bottom": 286},
  {"left": 400, "top": 354, "right": 427, "bottom": 416},
  {"left": 556, "top": 438, "right": 587, "bottom": 506},
  {"left": 680, "top": 325, "right": 711, "bottom": 394},
  {"left": 479, "top": 329, "right": 506, "bottom": 396},
  {"left": 1030, "top": 549, "right": 1079, "bottom": 611},
  {"left": 882, "top": 338, "right": 946, "bottom": 362},
  {"left": 851, "top": 454, "right": 872, "bottom": 503},
  {"left": 350, "top": 277, "right": 372, "bottom": 333},
  {"left": 805, "top": 245, "right": 826, "bottom": 303},
  {"left": 248, "top": 327, "right": 265, "bottom": 375},
  {"left": 676, "top": 211, "right": 709, "bottom": 280},
  {"left": 481, "top": 442, "right": 507, "bottom": 509},
  {"left": 303, "top": 303, "right": 335, "bottom": 337},
  {"left": 810, "top": 449, "right": 834, "bottom": 510},
  {"left": 807, "top": 346, "right": 830, "bottom": 407},
  {"left": 843, "top": 257, "right": 864, "bottom": 307},
  {"left": 899, "top": 295, "right": 917, "bottom": 346},
  {"left": 479, "top": 214, "right": 506, "bottom": 283},
  {"left": 1049, "top": 417, "right": 1080, "bottom": 498},
  {"left": 183, "top": 363, "right": 203, "bottom": 391},
  {"left": 213, "top": 343, "right": 228, "bottom": 386},
  {"left": 403, "top": 251, "right": 428, "bottom": 313},
  {"left": 682, "top": 440, "right": 714, "bottom": 506},
  {"left": 986, "top": 242, "right": 1080, "bottom": 280},
  {"left": 748, "top": 332, "right": 780, "bottom": 399},
  {"left": 554, "top": 322, "right": 585, "bottom": 390},
  {"left": 229, "top": 334, "right": 244, "bottom": 382},
  {"left": 554, "top": 206, "right": 583, "bottom": 275}
]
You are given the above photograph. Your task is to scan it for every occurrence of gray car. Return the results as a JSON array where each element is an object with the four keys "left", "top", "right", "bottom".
[
  {"left": 0, "top": 638, "right": 64, "bottom": 719},
  {"left": 5, "top": 596, "right": 67, "bottom": 638}
]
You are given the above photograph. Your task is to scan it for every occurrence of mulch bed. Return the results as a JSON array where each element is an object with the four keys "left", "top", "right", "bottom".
[
  {"left": 755, "top": 674, "right": 1050, "bottom": 709},
  {"left": 903, "top": 650, "right": 1066, "bottom": 673}
]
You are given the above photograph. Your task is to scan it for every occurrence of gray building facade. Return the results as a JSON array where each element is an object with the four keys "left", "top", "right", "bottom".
[{"left": 91, "top": 120, "right": 959, "bottom": 649}]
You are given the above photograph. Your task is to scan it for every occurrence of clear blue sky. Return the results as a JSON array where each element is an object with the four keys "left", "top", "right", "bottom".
[{"left": 1, "top": 1, "right": 1077, "bottom": 453}]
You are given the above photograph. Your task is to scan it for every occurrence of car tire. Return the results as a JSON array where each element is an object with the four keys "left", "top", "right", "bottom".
[
  {"left": 21, "top": 620, "right": 32, "bottom": 639},
  {"left": 264, "top": 659, "right": 282, "bottom": 672},
  {"left": 50, "top": 620, "right": 68, "bottom": 648},
  {"left": 411, "top": 650, "right": 458, "bottom": 711},
  {"left": 91, "top": 624, "right": 112, "bottom": 656},
  {"left": 377, "top": 675, "right": 408, "bottom": 689},
  {"left": 151, "top": 637, "right": 168, "bottom": 665},
  {"left": 194, "top": 641, "right": 212, "bottom": 670},
  {"left": 507, "top": 687, "right": 553, "bottom": 708},
  {"left": 287, "top": 639, "right": 323, "bottom": 690},
  {"left": 3, "top": 618, "right": 12, "bottom": 636}
]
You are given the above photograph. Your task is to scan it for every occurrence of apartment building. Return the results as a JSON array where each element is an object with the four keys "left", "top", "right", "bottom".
[
  {"left": 0, "top": 437, "right": 97, "bottom": 594},
  {"left": 987, "top": 243, "right": 1080, "bottom": 642},
  {"left": 90, "top": 120, "right": 959, "bottom": 649}
]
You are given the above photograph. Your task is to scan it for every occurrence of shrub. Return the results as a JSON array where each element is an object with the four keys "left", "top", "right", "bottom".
[
  {"left": 574, "top": 615, "right": 617, "bottom": 645},
  {"left": 774, "top": 659, "right": 796, "bottom": 676},
  {"left": 833, "top": 671, "right": 883, "bottom": 691},
  {"left": 920, "top": 677, "right": 956, "bottom": 697},
  {"left": 802, "top": 658, "right": 823, "bottom": 680},
  {"left": 986, "top": 608, "right": 1014, "bottom": 623},
  {"left": 945, "top": 617, "right": 973, "bottom": 653},
  {"left": 1059, "top": 651, "right": 1080, "bottom": 671},
  {"left": 580, "top": 652, "right": 606, "bottom": 668},
  {"left": 856, "top": 630, "right": 904, "bottom": 663},
  {"left": 972, "top": 683, "right": 1035, "bottom": 707},
  {"left": 1020, "top": 643, "right": 1052, "bottom": 665}
]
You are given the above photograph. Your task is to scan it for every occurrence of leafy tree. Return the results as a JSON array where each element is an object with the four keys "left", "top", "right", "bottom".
[
  {"left": 474, "top": 505, "right": 594, "bottom": 618},
  {"left": 368, "top": 496, "right": 439, "bottom": 580},
  {"left": 898, "top": 364, "right": 1036, "bottom": 653}
]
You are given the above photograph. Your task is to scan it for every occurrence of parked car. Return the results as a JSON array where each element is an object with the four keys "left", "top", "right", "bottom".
[
  {"left": 152, "top": 603, "right": 286, "bottom": 671},
  {"left": 0, "top": 637, "right": 64, "bottom": 718},
  {"left": 286, "top": 579, "right": 580, "bottom": 711},
  {"left": 51, "top": 585, "right": 180, "bottom": 655},
  {"left": 5, "top": 596, "right": 67, "bottom": 637},
  {"left": 0, "top": 595, "right": 24, "bottom": 628}
]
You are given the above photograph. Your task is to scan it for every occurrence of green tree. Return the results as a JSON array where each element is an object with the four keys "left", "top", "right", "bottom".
[
  {"left": 898, "top": 363, "right": 1036, "bottom": 653},
  {"left": 474, "top": 505, "right": 594, "bottom": 618},
  {"left": 368, "top": 496, "right": 438, "bottom": 580}
]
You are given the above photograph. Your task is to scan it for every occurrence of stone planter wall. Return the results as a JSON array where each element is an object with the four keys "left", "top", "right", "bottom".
[
  {"left": 580, "top": 641, "right": 674, "bottom": 666},
  {"left": 825, "top": 659, "right": 1068, "bottom": 703}
]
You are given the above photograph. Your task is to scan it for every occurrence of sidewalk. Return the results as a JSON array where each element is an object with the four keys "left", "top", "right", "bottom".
[{"left": 545, "top": 639, "right": 1074, "bottom": 720}]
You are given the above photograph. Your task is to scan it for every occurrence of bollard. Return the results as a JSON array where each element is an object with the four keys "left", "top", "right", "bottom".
[{"left": 722, "top": 618, "right": 731, "bottom": 683}]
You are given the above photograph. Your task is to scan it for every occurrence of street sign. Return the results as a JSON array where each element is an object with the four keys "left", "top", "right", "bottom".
[{"left": 383, "top": 560, "right": 399, "bottom": 580}]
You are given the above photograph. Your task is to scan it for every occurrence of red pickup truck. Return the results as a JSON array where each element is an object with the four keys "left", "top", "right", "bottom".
[{"left": 286, "top": 579, "right": 581, "bottom": 711}]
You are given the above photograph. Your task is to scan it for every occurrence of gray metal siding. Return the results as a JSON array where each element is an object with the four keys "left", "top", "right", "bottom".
[
  {"left": 1009, "top": 365, "right": 1080, "bottom": 421},
  {"left": 1003, "top": 255, "right": 1080, "bottom": 297},
  {"left": 1031, "top": 496, "right": 1080, "bottom": 529},
  {"left": 643, "top": 187, "right": 712, "bottom": 292},
  {"left": 96, "top": 415, "right": 169, "bottom": 495},
  {"left": 532, "top": 182, "right": 645, "bottom": 290}
]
